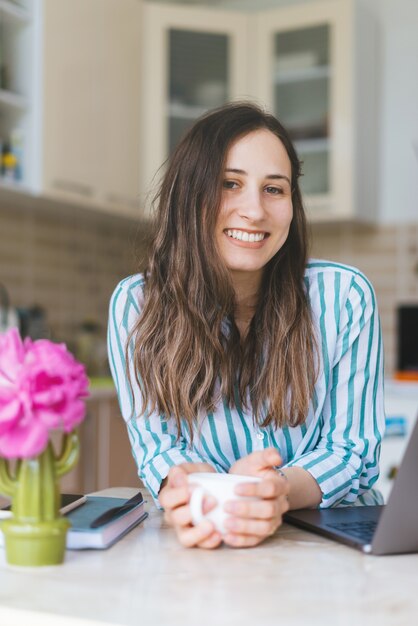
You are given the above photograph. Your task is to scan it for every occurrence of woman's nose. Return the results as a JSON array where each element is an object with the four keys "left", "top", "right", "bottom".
[{"left": 237, "top": 188, "right": 265, "bottom": 222}]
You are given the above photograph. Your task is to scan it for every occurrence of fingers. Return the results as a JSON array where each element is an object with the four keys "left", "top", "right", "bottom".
[
  {"left": 234, "top": 473, "right": 289, "bottom": 499},
  {"left": 196, "top": 530, "right": 223, "bottom": 550},
  {"left": 224, "top": 496, "right": 282, "bottom": 521},
  {"left": 160, "top": 466, "right": 221, "bottom": 549},
  {"left": 255, "top": 447, "right": 283, "bottom": 469},
  {"left": 223, "top": 494, "right": 289, "bottom": 534},
  {"left": 229, "top": 448, "right": 283, "bottom": 477},
  {"left": 167, "top": 464, "right": 188, "bottom": 487},
  {"left": 221, "top": 471, "right": 289, "bottom": 548},
  {"left": 168, "top": 494, "right": 217, "bottom": 527},
  {"left": 158, "top": 467, "right": 190, "bottom": 512},
  {"left": 165, "top": 502, "right": 221, "bottom": 549},
  {"left": 222, "top": 500, "right": 288, "bottom": 548},
  {"left": 224, "top": 515, "right": 279, "bottom": 538},
  {"left": 177, "top": 520, "right": 222, "bottom": 549},
  {"left": 223, "top": 533, "right": 268, "bottom": 548}
]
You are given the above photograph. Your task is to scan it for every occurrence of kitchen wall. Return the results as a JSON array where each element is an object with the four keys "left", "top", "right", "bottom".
[
  {"left": 0, "top": 191, "right": 149, "bottom": 360},
  {"left": 310, "top": 222, "right": 418, "bottom": 376}
]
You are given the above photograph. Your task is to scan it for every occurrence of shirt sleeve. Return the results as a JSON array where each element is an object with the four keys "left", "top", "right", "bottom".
[
  {"left": 107, "top": 276, "right": 209, "bottom": 507},
  {"left": 284, "top": 270, "right": 385, "bottom": 508}
]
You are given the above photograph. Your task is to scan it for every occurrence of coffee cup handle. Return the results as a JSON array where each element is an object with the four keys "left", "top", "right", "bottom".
[{"left": 189, "top": 486, "right": 205, "bottom": 526}]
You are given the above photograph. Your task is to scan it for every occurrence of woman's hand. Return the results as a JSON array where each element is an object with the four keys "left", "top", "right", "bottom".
[
  {"left": 225, "top": 448, "right": 290, "bottom": 548},
  {"left": 158, "top": 462, "right": 223, "bottom": 549}
]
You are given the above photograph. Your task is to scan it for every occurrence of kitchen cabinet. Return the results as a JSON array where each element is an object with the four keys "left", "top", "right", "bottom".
[
  {"left": 254, "top": 0, "right": 377, "bottom": 223},
  {"left": 0, "top": 0, "right": 40, "bottom": 192},
  {"left": 42, "top": 0, "right": 142, "bottom": 218},
  {"left": 0, "top": 0, "right": 143, "bottom": 218},
  {"left": 142, "top": 0, "right": 377, "bottom": 224},
  {"left": 140, "top": 2, "right": 249, "bottom": 214}
]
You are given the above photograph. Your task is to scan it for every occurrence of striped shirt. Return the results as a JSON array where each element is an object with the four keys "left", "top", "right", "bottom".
[{"left": 108, "top": 259, "right": 385, "bottom": 509}]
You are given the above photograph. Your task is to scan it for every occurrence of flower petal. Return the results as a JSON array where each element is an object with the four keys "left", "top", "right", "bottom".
[
  {"left": 0, "top": 328, "right": 25, "bottom": 386},
  {"left": 0, "top": 419, "right": 49, "bottom": 459}
]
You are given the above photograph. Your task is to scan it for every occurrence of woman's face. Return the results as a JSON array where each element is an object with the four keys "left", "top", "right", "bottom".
[{"left": 216, "top": 129, "right": 293, "bottom": 285}]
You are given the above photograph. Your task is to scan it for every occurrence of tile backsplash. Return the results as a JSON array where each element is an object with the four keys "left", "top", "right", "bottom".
[
  {"left": 1, "top": 194, "right": 417, "bottom": 377},
  {"left": 311, "top": 222, "right": 418, "bottom": 376},
  {"left": 0, "top": 196, "right": 150, "bottom": 363}
]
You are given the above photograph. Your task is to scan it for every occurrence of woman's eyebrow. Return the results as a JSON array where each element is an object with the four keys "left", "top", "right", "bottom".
[{"left": 225, "top": 168, "right": 291, "bottom": 185}]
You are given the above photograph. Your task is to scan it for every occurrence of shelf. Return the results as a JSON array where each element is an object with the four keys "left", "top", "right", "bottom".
[
  {"left": 294, "top": 137, "right": 330, "bottom": 154},
  {"left": 168, "top": 102, "right": 208, "bottom": 120},
  {"left": 274, "top": 64, "right": 330, "bottom": 85},
  {"left": 0, "top": 0, "right": 30, "bottom": 23},
  {"left": 0, "top": 88, "right": 28, "bottom": 111}
]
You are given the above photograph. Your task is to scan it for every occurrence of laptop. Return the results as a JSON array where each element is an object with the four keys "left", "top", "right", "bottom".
[{"left": 283, "top": 416, "right": 418, "bottom": 555}]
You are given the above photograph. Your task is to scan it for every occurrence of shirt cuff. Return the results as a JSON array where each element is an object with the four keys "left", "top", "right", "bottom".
[
  {"left": 139, "top": 448, "right": 213, "bottom": 509},
  {"left": 284, "top": 449, "right": 359, "bottom": 508}
]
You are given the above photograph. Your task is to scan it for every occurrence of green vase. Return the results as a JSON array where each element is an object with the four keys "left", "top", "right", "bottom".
[{"left": 0, "top": 432, "right": 79, "bottom": 566}]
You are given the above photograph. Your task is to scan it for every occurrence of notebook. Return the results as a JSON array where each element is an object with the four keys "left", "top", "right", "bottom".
[
  {"left": 283, "top": 416, "right": 418, "bottom": 555},
  {"left": 65, "top": 493, "right": 148, "bottom": 550},
  {"left": 0, "top": 492, "right": 148, "bottom": 550}
]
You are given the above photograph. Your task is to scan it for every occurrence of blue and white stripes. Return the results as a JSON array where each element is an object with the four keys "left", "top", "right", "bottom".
[{"left": 107, "top": 260, "right": 385, "bottom": 509}]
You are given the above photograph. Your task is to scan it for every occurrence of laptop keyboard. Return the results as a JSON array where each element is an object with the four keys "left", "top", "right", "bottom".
[{"left": 326, "top": 520, "right": 378, "bottom": 542}]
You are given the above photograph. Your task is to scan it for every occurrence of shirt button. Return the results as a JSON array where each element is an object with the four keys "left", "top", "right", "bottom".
[{"left": 256, "top": 432, "right": 264, "bottom": 440}]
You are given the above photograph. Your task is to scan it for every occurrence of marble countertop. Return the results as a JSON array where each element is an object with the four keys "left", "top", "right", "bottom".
[{"left": 1, "top": 487, "right": 418, "bottom": 626}]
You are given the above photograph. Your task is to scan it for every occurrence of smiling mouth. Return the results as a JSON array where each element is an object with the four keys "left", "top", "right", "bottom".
[{"left": 224, "top": 229, "right": 269, "bottom": 243}]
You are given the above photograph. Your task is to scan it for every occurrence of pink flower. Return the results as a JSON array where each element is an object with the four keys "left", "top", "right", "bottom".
[{"left": 0, "top": 328, "right": 89, "bottom": 459}]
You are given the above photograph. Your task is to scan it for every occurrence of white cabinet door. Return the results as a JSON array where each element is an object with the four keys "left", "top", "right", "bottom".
[
  {"left": 255, "top": 0, "right": 351, "bottom": 222},
  {"left": 140, "top": 3, "right": 250, "bottom": 215},
  {"left": 92, "top": 0, "right": 142, "bottom": 216},
  {"left": 254, "top": 0, "right": 377, "bottom": 224},
  {"left": 42, "top": 0, "right": 141, "bottom": 217}
]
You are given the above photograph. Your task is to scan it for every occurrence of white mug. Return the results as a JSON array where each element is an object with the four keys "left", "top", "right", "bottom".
[{"left": 187, "top": 472, "right": 262, "bottom": 535}]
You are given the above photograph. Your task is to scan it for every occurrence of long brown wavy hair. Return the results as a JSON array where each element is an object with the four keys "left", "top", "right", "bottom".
[{"left": 128, "top": 102, "right": 318, "bottom": 436}]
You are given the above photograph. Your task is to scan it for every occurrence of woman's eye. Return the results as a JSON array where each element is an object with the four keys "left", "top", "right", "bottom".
[
  {"left": 265, "top": 186, "right": 283, "bottom": 195},
  {"left": 222, "top": 180, "right": 238, "bottom": 189}
]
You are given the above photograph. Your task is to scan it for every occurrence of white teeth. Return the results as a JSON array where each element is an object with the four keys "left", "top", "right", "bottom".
[{"left": 226, "top": 230, "right": 265, "bottom": 242}]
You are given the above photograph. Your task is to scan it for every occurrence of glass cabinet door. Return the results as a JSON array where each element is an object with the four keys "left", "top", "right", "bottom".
[
  {"left": 168, "top": 29, "right": 229, "bottom": 154},
  {"left": 273, "top": 24, "right": 330, "bottom": 197},
  {"left": 0, "top": 0, "right": 36, "bottom": 191},
  {"left": 255, "top": 1, "right": 355, "bottom": 221},
  {"left": 141, "top": 4, "right": 248, "bottom": 207}
]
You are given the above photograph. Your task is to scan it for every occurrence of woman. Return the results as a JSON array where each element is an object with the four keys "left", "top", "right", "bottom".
[{"left": 108, "top": 102, "right": 385, "bottom": 550}]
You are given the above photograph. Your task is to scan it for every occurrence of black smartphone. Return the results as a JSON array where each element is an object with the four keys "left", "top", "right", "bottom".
[
  {"left": 60, "top": 494, "right": 87, "bottom": 514},
  {"left": 1, "top": 493, "right": 87, "bottom": 515}
]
